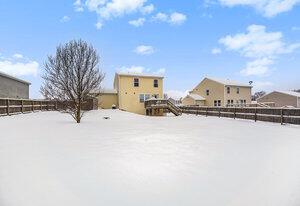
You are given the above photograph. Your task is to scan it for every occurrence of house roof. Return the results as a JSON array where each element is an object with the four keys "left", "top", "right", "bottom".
[
  {"left": 115, "top": 72, "right": 164, "bottom": 79},
  {"left": 0, "top": 71, "right": 31, "bottom": 85},
  {"left": 187, "top": 93, "right": 206, "bottom": 101},
  {"left": 206, "top": 77, "right": 252, "bottom": 87},
  {"left": 90, "top": 88, "right": 117, "bottom": 94},
  {"left": 276, "top": 91, "right": 300, "bottom": 98}
]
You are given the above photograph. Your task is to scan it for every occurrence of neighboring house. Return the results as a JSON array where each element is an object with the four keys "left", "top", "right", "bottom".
[
  {"left": 92, "top": 89, "right": 118, "bottom": 109},
  {"left": 183, "top": 77, "right": 252, "bottom": 107},
  {"left": 182, "top": 93, "right": 205, "bottom": 106},
  {"left": 168, "top": 97, "right": 182, "bottom": 106},
  {"left": 0, "top": 71, "right": 30, "bottom": 99},
  {"left": 257, "top": 91, "right": 300, "bottom": 108},
  {"left": 93, "top": 72, "right": 164, "bottom": 115}
]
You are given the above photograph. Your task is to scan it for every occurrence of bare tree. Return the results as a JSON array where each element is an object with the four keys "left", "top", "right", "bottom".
[
  {"left": 252, "top": 91, "right": 266, "bottom": 101},
  {"left": 41, "top": 40, "right": 104, "bottom": 123}
]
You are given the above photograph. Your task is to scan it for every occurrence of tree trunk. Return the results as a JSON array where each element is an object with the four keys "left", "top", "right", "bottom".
[{"left": 76, "top": 101, "right": 81, "bottom": 123}]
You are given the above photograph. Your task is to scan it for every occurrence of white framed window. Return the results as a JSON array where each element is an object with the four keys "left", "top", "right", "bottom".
[
  {"left": 227, "top": 87, "right": 230, "bottom": 94},
  {"left": 154, "top": 79, "right": 158, "bottom": 88},
  {"left": 214, "top": 100, "right": 221, "bottom": 107},
  {"left": 134, "top": 78, "right": 139, "bottom": 87},
  {"left": 139, "top": 94, "right": 151, "bottom": 103},
  {"left": 206, "top": 89, "right": 209, "bottom": 96}
]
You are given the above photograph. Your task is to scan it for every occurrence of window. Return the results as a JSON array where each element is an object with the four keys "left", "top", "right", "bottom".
[
  {"left": 145, "top": 94, "right": 150, "bottom": 101},
  {"left": 154, "top": 79, "right": 158, "bottom": 88},
  {"left": 139, "top": 94, "right": 145, "bottom": 103},
  {"left": 214, "top": 100, "right": 221, "bottom": 107},
  {"left": 206, "top": 89, "right": 209, "bottom": 96},
  {"left": 237, "top": 87, "right": 240, "bottom": 94},
  {"left": 139, "top": 94, "right": 151, "bottom": 103},
  {"left": 134, "top": 78, "right": 139, "bottom": 87},
  {"left": 227, "top": 87, "right": 230, "bottom": 94}
]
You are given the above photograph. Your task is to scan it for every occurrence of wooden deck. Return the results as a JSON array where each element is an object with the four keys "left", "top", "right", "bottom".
[{"left": 145, "top": 99, "right": 182, "bottom": 116}]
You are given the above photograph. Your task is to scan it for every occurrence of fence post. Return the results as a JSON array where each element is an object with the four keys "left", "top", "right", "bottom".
[
  {"left": 55, "top": 101, "right": 58, "bottom": 110},
  {"left": 6, "top": 99, "right": 10, "bottom": 116},
  {"left": 234, "top": 106, "right": 236, "bottom": 119},
  {"left": 206, "top": 107, "right": 208, "bottom": 117},
  {"left": 40, "top": 101, "right": 42, "bottom": 111},
  {"left": 32, "top": 101, "right": 34, "bottom": 112},
  {"left": 254, "top": 108, "right": 257, "bottom": 122},
  {"left": 21, "top": 100, "right": 24, "bottom": 113},
  {"left": 280, "top": 108, "right": 283, "bottom": 125},
  {"left": 219, "top": 107, "right": 221, "bottom": 118}
]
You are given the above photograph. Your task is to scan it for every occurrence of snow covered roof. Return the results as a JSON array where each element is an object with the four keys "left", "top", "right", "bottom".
[
  {"left": 277, "top": 91, "right": 300, "bottom": 98},
  {"left": 0, "top": 71, "right": 31, "bottom": 85},
  {"left": 187, "top": 93, "right": 205, "bottom": 101},
  {"left": 90, "top": 88, "right": 117, "bottom": 94},
  {"left": 116, "top": 72, "right": 164, "bottom": 79},
  {"left": 207, "top": 77, "right": 252, "bottom": 87}
]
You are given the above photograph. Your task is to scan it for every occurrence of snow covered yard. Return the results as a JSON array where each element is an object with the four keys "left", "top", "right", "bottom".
[{"left": 0, "top": 110, "right": 299, "bottom": 206}]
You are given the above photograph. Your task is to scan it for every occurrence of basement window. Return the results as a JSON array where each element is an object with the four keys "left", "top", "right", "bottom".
[{"left": 134, "top": 78, "right": 139, "bottom": 87}]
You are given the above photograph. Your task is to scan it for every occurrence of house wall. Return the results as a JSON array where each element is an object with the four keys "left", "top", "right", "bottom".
[
  {"left": 257, "top": 92, "right": 298, "bottom": 107},
  {"left": 224, "top": 86, "right": 252, "bottom": 105},
  {"left": 98, "top": 93, "right": 118, "bottom": 109},
  {"left": 182, "top": 96, "right": 205, "bottom": 106},
  {"left": 116, "top": 75, "right": 163, "bottom": 115},
  {"left": 191, "top": 78, "right": 225, "bottom": 106},
  {"left": 0, "top": 75, "right": 29, "bottom": 99},
  {"left": 182, "top": 96, "right": 195, "bottom": 106}
]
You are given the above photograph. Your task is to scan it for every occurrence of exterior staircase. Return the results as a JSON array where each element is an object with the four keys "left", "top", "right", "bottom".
[{"left": 145, "top": 99, "right": 182, "bottom": 116}]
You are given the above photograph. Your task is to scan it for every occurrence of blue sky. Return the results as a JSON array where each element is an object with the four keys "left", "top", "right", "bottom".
[{"left": 0, "top": 0, "right": 300, "bottom": 99}]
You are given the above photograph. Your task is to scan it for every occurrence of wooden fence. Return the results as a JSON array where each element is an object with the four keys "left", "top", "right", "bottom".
[
  {"left": 180, "top": 106, "right": 300, "bottom": 125},
  {"left": 0, "top": 98, "right": 98, "bottom": 116}
]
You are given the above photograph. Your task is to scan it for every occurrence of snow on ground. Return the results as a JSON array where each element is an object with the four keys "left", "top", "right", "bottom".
[{"left": 0, "top": 110, "right": 300, "bottom": 206}]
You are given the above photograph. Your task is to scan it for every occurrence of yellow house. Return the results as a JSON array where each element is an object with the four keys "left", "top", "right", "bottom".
[
  {"left": 94, "top": 72, "right": 164, "bottom": 115},
  {"left": 183, "top": 77, "right": 252, "bottom": 107}
]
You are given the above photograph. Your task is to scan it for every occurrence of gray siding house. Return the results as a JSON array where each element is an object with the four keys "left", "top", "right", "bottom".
[
  {"left": 257, "top": 91, "right": 300, "bottom": 108},
  {"left": 0, "top": 71, "right": 31, "bottom": 99}
]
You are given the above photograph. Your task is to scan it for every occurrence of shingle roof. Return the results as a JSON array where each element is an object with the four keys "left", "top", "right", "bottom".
[
  {"left": 277, "top": 91, "right": 300, "bottom": 98},
  {"left": 207, "top": 77, "right": 252, "bottom": 87},
  {"left": 116, "top": 72, "right": 164, "bottom": 79},
  {"left": 188, "top": 93, "right": 206, "bottom": 101},
  {"left": 0, "top": 71, "right": 31, "bottom": 85}
]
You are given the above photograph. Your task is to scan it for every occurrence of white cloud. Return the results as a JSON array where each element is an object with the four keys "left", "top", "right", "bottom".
[
  {"left": 0, "top": 54, "right": 39, "bottom": 77},
  {"left": 152, "top": 12, "right": 187, "bottom": 25},
  {"left": 74, "top": 0, "right": 84, "bottom": 12},
  {"left": 211, "top": 48, "right": 222, "bottom": 54},
  {"left": 13, "top": 54, "right": 24, "bottom": 59},
  {"left": 240, "top": 58, "right": 274, "bottom": 76},
  {"left": 166, "top": 90, "right": 189, "bottom": 99},
  {"left": 169, "top": 12, "right": 187, "bottom": 25},
  {"left": 219, "top": 25, "right": 300, "bottom": 76},
  {"left": 119, "top": 65, "right": 146, "bottom": 73},
  {"left": 134, "top": 45, "right": 154, "bottom": 55},
  {"left": 129, "top": 18, "right": 145, "bottom": 27},
  {"left": 60, "top": 16, "right": 71, "bottom": 23},
  {"left": 79, "top": 0, "right": 154, "bottom": 28},
  {"left": 140, "top": 4, "right": 154, "bottom": 14},
  {"left": 118, "top": 65, "right": 165, "bottom": 75},
  {"left": 155, "top": 68, "right": 166, "bottom": 74},
  {"left": 95, "top": 22, "right": 103, "bottom": 29},
  {"left": 218, "top": 0, "right": 300, "bottom": 17}
]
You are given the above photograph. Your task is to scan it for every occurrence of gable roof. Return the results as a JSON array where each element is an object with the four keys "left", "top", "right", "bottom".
[
  {"left": 207, "top": 77, "right": 252, "bottom": 87},
  {"left": 276, "top": 91, "right": 300, "bottom": 98},
  {"left": 187, "top": 93, "right": 205, "bottom": 101},
  {"left": 115, "top": 72, "right": 164, "bottom": 79},
  {"left": 0, "top": 71, "right": 31, "bottom": 85}
]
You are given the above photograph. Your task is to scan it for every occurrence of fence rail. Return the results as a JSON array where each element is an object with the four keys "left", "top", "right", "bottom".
[
  {"left": 180, "top": 106, "right": 300, "bottom": 125},
  {"left": 0, "top": 98, "right": 98, "bottom": 117}
]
